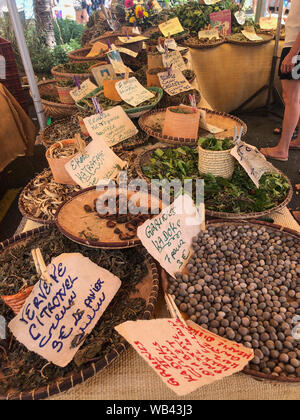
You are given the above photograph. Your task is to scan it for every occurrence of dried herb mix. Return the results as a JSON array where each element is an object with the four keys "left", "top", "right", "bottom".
[{"left": 0, "top": 228, "right": 148, "bottom": 395}]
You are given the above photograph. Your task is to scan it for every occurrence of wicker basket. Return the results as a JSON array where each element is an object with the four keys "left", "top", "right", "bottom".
[
  {"left": 90, "top": 31, "right": 122, "bottom": 46},
  {"left": 198, "top": 145, "right": 235, "bottom": 179},
  {"left": 68, "top": 47, "right": 107, "bottom": 63},
  {"left": 37, "top": 80, "right": 77, "bottom": 118},
  {"left": 51, "top": 65, "right": 92, "bottom": 83},
  {"left": 1, "top": 286, "right": 34, "bottom": 315}
]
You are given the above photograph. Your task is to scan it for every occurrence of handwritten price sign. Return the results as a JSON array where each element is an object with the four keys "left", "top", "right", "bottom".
[
  {"left": 9, "top": 253, "right": 121, "bottom": 367},
  {"left": 116, "top": 318, "right": 254, "bottom": 396}
]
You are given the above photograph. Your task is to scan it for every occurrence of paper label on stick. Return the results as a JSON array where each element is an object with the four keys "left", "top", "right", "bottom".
[
  {"left": 241, "top": 30, "right": 263, "bottom": 41},
  {"left": 158, "top": 68, "right": 192, "bottom": 96},
  {"left": 260, "top": 17, "right": 278, "bottom": 30},
  {"left": 115, "top": 77, "right": 155, "bottom": 107},
  {"left": 87, "top": 42, "right": 108, "bottom": 58},
  {"left": 106, "top": 50, "right": 131, "bottom": 74},
  {"left": 159, "top": 18, "right": 184, "bottom": 37},
  {"left": 231, "top": 142, "right": 274, "bottom": 188},
  {"left": 115, "top": 318, "right": 254, "bottom": 396},
  {"left": 83, "top": 106, "right": 138, "bottom": 147},
  {"left": 198, "top": 29, "right": 220, "bottom": 40},
  {"left": 235, "top": 11, "right": 246, "bottom": 26},
  {"left": 114, "top": 46, "right": 138, "bottom": 58},
  {"left": 91, "top": 64, "right": 116, "bottom": 87},
  {"left": 210, "top": 10, "right": 232, "bottom": 35},
  {"left": 118, "top": 36, "right": 148, "bottom": 44},
  {"left": 199, "top": 109, "right": 224, "bottom": 134},
  {"left": 137, "top": 195, "right": 203, "bottom": 278},
  {"left": 65, "top": 140, "right": 127, "bottom": 188},
  {"left": 9, "top": 253, "right": 121, "bottom": 367},
  {"left": 199, "top": 0, "right": 221, "bottom": 4},
  {"left": 70, "top": 79, "right": 98, "bottom": 102},
  {"left": 162, "top": 50, "right": 186, "bottom": 72},
  {"left": 164, "top": 38, "right": 178, "bottom": 51}
]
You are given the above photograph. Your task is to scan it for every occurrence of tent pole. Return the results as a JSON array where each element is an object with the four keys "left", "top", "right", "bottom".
[{"left": 6, "top": 0, "right": 46, "bottom": 130}]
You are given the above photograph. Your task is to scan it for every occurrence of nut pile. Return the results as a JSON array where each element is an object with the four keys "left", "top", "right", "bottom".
[{"left": 168, "top": 224, "right": 300, "bottom": 378}]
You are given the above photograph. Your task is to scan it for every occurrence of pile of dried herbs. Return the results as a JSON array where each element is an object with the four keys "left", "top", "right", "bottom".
[
  {"left": 54, "top": 62, "right": 98, "bottom": 74},
  {"left": 0, "top": 228, "right": 148, "bottom": 395},
  {"left": 142, "top": 147, "right": 291, "bottom": 213},
  {"left": 198, "top": 137, "right": 234, "bottom": 151}
]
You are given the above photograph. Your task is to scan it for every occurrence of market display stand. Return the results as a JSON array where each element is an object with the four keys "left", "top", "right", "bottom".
[{"left": 15, "top": 207, "right": 300, "bottom": 401}]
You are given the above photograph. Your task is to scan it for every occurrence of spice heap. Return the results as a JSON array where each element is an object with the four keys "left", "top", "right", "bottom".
[
  {"left": 168, "top": 224, "right": 300, "bottom": 378},
  {"left": 0, "top": 228, "right": 148, "bottom": 394},
  {"left": 48, "top": 142, "right": 79, "bottom": 159}
]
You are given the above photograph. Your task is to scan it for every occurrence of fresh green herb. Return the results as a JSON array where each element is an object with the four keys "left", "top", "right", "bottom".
[{"left": 198, "top": 137, "right": 234, "bottom": 151}]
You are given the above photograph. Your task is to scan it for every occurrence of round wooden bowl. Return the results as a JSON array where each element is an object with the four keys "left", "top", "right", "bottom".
[{"left": 0, "top": 225, "right": 160, "bottom": 400}]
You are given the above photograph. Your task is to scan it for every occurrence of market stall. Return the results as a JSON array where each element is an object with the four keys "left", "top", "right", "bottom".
[{"left": 0, "top": 0, "right": 299, "bottom": 402}]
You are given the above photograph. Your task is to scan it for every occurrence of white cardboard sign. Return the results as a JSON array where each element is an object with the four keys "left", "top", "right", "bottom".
[
  {"left": 70, "top": 79, "right": 98, "bottom": 102},
  {"left": 9, "top": 253, "right": 121, "bottom": 367},
  {"left": 115, "top": 77, "right": 155, "bottom": 107},
  {"left": 158, "top": 68, "right": 192, "bottom": 96},
  {"left": 83, "top": 106, "right": 138, "bottom": 147},
  {"left": 137, "top": 195, "right": 203, "bottom": 278},
  {"left": 65, "top": 139, "right": 127, "bottom": 188},
  {"left": 162, "top": 50, "right": 187, "bottom": 72}
]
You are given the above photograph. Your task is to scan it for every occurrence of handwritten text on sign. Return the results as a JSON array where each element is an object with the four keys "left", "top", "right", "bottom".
[
  {"left": 70, "top": 79, "right": 98, "bottom": 103},
  {"left": 65, "top": 139, "right": 126, "bottom": 188},
  {"left": 84, "top": 106, "right": 138, "bottom": 147},
  {"left": 159, "top": 18, "right": 184, "bottom": 37},
  {"left": 9, "top": 253, "right": 121, "bottom": 367},
  {"left": 115, "top": 318, "right": 254, "bottom": 396},
  {"left": 158, "top": 68, "right": 192, "bottom": 97},
  {"left": 137, "top": 195, "right": 202, "bottom": 278},
  {"left": 162, "top": 50, "right": 186, "bottom": 72},
  {"left": 115, "top": 77, "right": 155, "bottom": 107},
  {"left": 231, "top": 142, "right": 274, "bottom": 188},
  {"left": 241, "top": 30, "right": 263, "bottom": 42}
]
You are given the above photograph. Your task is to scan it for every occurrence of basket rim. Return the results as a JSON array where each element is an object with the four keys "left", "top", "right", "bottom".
[
  {"left": 135, "top": 145, "right": 293, "bottom": 221},
  {"left": 38, "top": 80, "right": 78, "bottom": 111},
  {"left": 184, "top": 38, "right": 226, "bottom": 49},
  {"left": 138, "top": 108, "right": 248, "bottom": 145},
  {"left": 0, "top": 225, "right": 160, "bottom": 401},
  {"left": 226, "top": 32, "right": 275, "bottom": 46}
]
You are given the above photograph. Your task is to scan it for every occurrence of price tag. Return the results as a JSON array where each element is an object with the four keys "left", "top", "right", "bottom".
[
  {"left": 198, "top": 29, "right": 220, "bottom": 40},
  {"left": 231, "top": 141, "right": 274, "bottom": 187},
  {"left": 158, "top": 68, "right": 192, "bottom": 96},
  {"left": 260, "top": 17, "right": 278, "bottom": 30},
  {"left": 159, "top": 18, "right": 184, "bottom": 37},
  {"left": 9, "top": 253, "right": 121, "bottom": 367},
  {"left": 117, "top": 36, "right": 148, "bottom": 44},
  {"left": 115, "top": 318, "right": 254, "bottom": 396},
  {"left": 65, "top": 140, "right": 127, "bottom": 189},
  {"left": 235, "top": 11, "right": 246, "bottom": 26},
  {"left": 106, "top": 50, "right": 132, "bottom": 74},
  {"left": 70, "top": 79, "right": 98, "bottom": 103},
  {"left": 83, "top": 105, "right": 138, "bottom": 147},
  {"left": 199, "top": 0, "right": 221, "bottom": 4},
  {"left": 199, "top": 110, "right": 224, "bottom": 134},
  {"left": 137, "top": 195, "right": 204, "bottom": 278},
  {"left": 115, "top": 77, "right": 155, "bottom": 107},
  {"left": 241, "top": 30, "right": 263, "bottom": 42},
  {"left": 162, "top": 50, "right": 186, "bottom": 72},
  {"left": 86, "top": 42, "right": 108, "bottom": 58},
  {"left": 114, "top": 46, "right": 138, "bottom": 58}
]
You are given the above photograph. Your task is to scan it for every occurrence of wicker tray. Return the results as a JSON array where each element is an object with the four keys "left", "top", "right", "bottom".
[
  {"left": 55, "top": 186, "right": 162, "bottom": 249},
  {"left": 184, "top": 37, "right": 226, "bottom": 49},
  {"left": 138, "top": 108, "right": 247, "bottom": 145},
  {"left": 135, "top": 145, "right": 293, "bottom": 221},
  {"left": 0, "top": 225, "right": 160, "bottom": 400},
  {"left": 37, "top": 80, "right": 77, "bottom": 118},
  {"left": 226, "top": 32, "right": 274, "bottom": 46},
  {"left": 68, "top": 47, "right": 107, "bottom": 63}
]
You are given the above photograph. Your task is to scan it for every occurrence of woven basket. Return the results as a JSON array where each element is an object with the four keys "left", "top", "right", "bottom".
[
  {"left": 68, "top": 47, "right": 107, "bottom": 63},
  {"left": 1, "top": 286, "right": 34, "bottom": 315},
  {"left": 226, "top": 32, "right": 274, "bottom": 46},
  {"left": 184, "top": 37, "right": 226, "bottom": 49},
  {"left": 90, "top": 31, "right": 122, "bottom": 46},
  {"left": 0, "top": 226, "right": 160, "bottom": 401},
  {"left": 51, "top": 65, "right": 92, "bottom": 83},
  {"left": 56, "top": 85, "right": 75, "bottom": 105},
  {"left": 198, "top": 145, "right": 235, "bottom": 179},
  {"left": 37, "top": 80, "right": 77, "bottom": 118}
]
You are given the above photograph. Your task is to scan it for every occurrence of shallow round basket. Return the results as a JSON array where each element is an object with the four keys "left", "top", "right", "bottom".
[
  {"left": 68, "top": 47, "right": 107, "bottom": 63},
  {"left": 226, "top": 32, "right": 274, "bottom": 46},
  {"left": 205, "top": 219, "right": 300, "bottom": 385},
  {"left": 0, "top": 225, "right": 160, "bottom": 401},
  {"left": 184, "top": 37, "right": 226, "bottom": 49},
  {"left": 37, "top": 80, "right": 77, "bottom": 118},
  {"left": 138, "top": 108, "right": 248, "bottom": 145},
  {"left": 205, "top": 167, "right": 293, "bottom": 220},
  {"left": 135, "top": 146, "right": 293, "bottom": 221}
]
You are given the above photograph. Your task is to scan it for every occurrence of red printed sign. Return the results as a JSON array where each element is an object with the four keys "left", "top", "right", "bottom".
[
  {"left": 210, "top": 10, "right": 232, "bottom": 35},
  {"left": 115, "top": 318, "right": 254, "bottom": 396}
]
